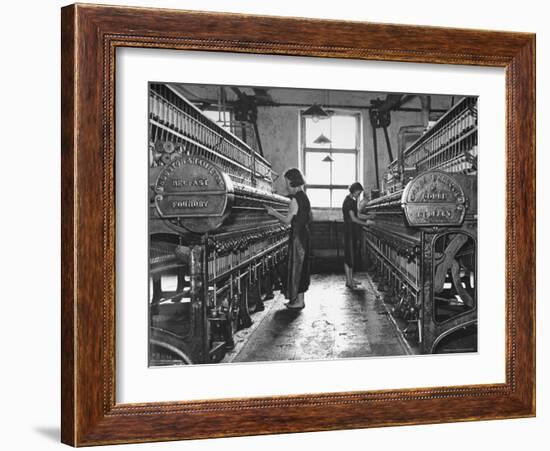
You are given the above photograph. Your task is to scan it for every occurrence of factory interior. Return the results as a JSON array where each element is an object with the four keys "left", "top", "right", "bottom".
[{"left": 148, "top": 83, "right": 478, "bottom": 365}]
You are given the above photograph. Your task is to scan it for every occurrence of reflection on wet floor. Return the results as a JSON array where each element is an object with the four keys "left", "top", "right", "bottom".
[{"left": 223, "top": 272, "right": 411, "bottom": 364}]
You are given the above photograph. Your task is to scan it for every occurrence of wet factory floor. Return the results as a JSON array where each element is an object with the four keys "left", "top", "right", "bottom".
[{"left": 223, "top": 272, "right": 412, "bottom": 364}]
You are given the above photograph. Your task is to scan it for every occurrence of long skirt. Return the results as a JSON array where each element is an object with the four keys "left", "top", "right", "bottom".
[
  {"left": 344, "top": 228, "right": 360, "bottom": 270},
  {"left": 285, "top": 227, "right": 311, "bottom": 302}
]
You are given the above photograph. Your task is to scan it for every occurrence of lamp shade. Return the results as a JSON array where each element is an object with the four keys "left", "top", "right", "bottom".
[
  {"left": 314, "top": 133, "right": 332, "bottom": 145},
  {"left": 302, "top": 104, "right": 330, "bottom": 121}
]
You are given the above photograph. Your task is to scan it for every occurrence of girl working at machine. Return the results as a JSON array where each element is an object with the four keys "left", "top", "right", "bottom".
[
  {"left": 265, "top": 168, "right": 311, "bottom": 310},
  {"left": 342, "top": 182, "right": 372, "bottom": 289}
]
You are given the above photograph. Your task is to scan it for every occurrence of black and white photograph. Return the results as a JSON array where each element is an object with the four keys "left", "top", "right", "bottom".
[
  {"left": 148, "top": 83, "right": 478, "bottom": 366},
  {"left": 3, "top": 0, "right": 546, "bottom": 449}
]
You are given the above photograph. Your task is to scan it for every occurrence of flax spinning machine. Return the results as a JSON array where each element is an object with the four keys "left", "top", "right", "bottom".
[
  {"left": 362, "top": 97, "right": 478, "bottom": 354},
  {"left": 148, "top": 83, "right": 290, "bottom": 365}
]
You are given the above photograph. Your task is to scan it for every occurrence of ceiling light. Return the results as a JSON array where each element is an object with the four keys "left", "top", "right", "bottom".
[
  {"left": 303, "top": 104, "right": 330, "bottom": 123},
  {"left": 314, "top": 133, "right": 332, "bottom": 145}
]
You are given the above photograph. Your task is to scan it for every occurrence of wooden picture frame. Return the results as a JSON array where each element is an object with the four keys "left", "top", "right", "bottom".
[{"left": 61, "top": 3, "right": 535, "bottom": 446}]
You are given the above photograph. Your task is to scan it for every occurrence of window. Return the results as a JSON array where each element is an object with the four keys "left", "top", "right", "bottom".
[
  {"left": 201, "top": 109, "right": 233, "bottom": 133},
  {"left": 301, "top": 112, "right": 361, "bottom": 208}
]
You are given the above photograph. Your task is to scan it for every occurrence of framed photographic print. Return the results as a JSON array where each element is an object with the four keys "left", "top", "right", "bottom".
[{"left": 61, "top": 3, "right": 536, "bottom": 446}]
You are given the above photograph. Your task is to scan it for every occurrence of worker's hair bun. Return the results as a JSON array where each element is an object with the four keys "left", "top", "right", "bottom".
[{"left": 284, "top": 168, "right": 306, "bottom": 187}]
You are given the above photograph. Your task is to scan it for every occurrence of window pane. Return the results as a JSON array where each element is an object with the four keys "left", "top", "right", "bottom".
[
  {"left": 331, "top": 116, "right": 357, "bottom": 149},
  {"left": 161, "top": 274, "right": 178, "bottom": 292},
  {"left": 305, "top": 114, "right": 358, "bottom": 149},
  {"left": 331, "top": 153, "right": 357, "bottom": 185},
  {"left": 330, "top": 115, "right": 357, "bottom": 149},
  {"left": 305, "top": 117, "right": 331, "bottom": 148},
  {"left": 332, "top": 189, "right": 349, "bottom": 209},
  {"left": 305, "top": 152, "right": 331, "bottom": 184},
  {"left": 307, "top": 188, "right": 331, "bottom": 208},
  {"left": 202, "top": 110, "right": 232, "bottom": 132}
]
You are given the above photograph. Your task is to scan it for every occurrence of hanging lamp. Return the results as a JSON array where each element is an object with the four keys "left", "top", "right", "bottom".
[
  {"left": 314, "top": 133, "right": 332, "bottom": 145},
  {"left": 312, "top": 90, "right": 333, "bottom": 144},
  {"left": 302, "top": 103, "right": 330, "bottom": 123}
]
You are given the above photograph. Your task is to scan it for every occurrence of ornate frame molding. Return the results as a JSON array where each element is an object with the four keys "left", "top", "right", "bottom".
[{"left": 61, "top": 4, "right": 535, "bottom": 446}]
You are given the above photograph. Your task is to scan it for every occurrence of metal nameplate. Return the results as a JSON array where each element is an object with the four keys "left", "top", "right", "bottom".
[
  {"left": 154, "top": 156, "right": 230, "bottom": 218},
  {"left": 401, "top": 170, "right": 466, "bottom": 227}
]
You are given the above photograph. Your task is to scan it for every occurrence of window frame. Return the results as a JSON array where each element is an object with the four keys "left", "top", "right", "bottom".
[
  {"left": 200, "top": 107, "right": 234, "bottom": 134},
  {"left": 300, "top": 109, "right": 362, "bottom": 208}
]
